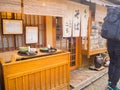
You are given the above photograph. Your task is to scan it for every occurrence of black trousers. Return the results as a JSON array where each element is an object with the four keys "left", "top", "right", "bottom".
[{"left": 107, "top": 40, "right": 120, "bottom": 88}]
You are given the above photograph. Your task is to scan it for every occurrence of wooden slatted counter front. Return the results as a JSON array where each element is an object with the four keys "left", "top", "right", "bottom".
[{"left": 0, "top": 50, "right": 70, "bottom": 90}]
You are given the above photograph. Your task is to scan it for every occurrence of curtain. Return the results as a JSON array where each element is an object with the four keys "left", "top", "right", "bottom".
[
  {"left": 0, "top": 0, "right": 21, "bottom": 13},
  {"left": 24, "top": 0, "right": 67, "bottom": 17}
]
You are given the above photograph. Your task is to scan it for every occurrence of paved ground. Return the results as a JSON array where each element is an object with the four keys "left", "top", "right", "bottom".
[
  {"left": 70, "top": 67, "right": 120, "bottom": 90},
  {"left": 82, "top": 74, "right": 108, "bottom": 90},
  {"left": 83, "top": 73, "right": 120, "bottom": 90}
]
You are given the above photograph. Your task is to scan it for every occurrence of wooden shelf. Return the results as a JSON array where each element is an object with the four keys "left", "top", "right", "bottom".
[
  {"left": 89, "top": 48, "right": 107, "bottom": 56},
  {"left": 82, "top": 48, "right": 107, "bottom": 58}
]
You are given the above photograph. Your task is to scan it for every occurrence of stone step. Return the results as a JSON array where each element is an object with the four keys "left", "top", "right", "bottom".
[{"left": 70, "top": 67, "right": 108, "bottom": 90}]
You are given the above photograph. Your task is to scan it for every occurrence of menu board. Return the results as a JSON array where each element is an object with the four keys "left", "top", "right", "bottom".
[
  {"left": 26, "top": 26, "right": 38, "bottom": 44},
  {"left": 3, "top": 19, "right": 23, "bottom": 34}
]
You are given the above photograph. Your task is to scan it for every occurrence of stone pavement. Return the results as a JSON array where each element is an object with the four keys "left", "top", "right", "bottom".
[
  {"left": 70, "top": 67, "right": 120, "bottom": 90},
  {"left": 82, "top": 74, "right": 120, "bottom": 90},
  {"left": 82, "top": 74, "right": 108, "bottom": 90}
]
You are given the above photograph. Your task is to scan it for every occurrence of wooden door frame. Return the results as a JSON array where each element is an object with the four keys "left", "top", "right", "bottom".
[
  {"left": 70, "top": 37, "right": 79, "bottom": 70},
  {"left": 49, "top": 17, "right": 81, "bottom": 70}
]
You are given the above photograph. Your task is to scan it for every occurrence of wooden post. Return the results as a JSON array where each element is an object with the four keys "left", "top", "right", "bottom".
[{"left": 46, "top": 16, "right": 56, "bottom": 47}]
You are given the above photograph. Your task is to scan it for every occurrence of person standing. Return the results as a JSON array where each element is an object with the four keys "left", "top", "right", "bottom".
[
  {"left": 102, "top": 6, "right": 120, "bottom": 90},
  {"left": 107, "top": 39, "right": 120, "bottom": 90}
]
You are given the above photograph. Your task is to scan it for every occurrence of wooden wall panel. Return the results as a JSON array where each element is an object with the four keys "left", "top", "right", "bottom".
[
  {"left": 6, "top": 65, "right": 69, "bottom": 90},
  {"left": 0, "top": 12, "right": 46, "bottom": 52},
  {"left": 46, "top": 16, "right": 54, "bottom": 47},
  {"left": 0, "top": 14, "right": 2, "bottom": 50}
]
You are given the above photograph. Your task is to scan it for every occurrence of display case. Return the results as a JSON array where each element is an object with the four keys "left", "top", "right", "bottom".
[
  {"left": 90, "top": 21, "right": 106, "bottom": 50},
  {"left": 82, "top": 4, "right": 107, "bottom": 58}
]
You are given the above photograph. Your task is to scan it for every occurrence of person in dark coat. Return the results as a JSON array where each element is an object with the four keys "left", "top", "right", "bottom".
[
  {"left": 107, "top": 39, "right": 120, "bottom": 90},
  {"left": 102, "top": 6, "right": 120, "bottom": 90}
]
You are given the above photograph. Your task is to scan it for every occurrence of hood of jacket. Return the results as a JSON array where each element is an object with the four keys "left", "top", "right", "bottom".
[{"left": 104, "top": 6, "right": 120, "bottom": 23}]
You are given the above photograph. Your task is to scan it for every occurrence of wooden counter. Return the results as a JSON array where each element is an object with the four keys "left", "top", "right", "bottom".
[{"left": 0, "top": 50, "right": 70, "bottom": 90}]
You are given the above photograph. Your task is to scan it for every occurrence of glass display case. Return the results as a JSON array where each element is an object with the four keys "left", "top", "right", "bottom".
[
  {"left": 82, "top": 16, "right": 107, "bottom": 58},
  {"left": 90, "top": 21, "right": 106, "bottom": 50}
]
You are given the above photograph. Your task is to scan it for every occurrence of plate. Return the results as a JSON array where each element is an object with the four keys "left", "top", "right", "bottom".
[
  {"left": 40, "top": 48, "right": 49, "bottom": 52},
  {"left": 40, "top": 48, "right": 57, "bottom": 53}
]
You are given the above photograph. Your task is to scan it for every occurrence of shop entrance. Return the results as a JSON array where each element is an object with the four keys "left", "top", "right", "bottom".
[{"left": 56, "top": 17, "right": 79, "bottom": 70}]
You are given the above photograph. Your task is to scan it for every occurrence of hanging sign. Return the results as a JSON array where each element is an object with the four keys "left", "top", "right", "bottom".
[
  {"left": 72, "top": 9, "right": 81, "bottom": 37},
  {"left": 63, "top": 9, "right": 72, "bottom": 37},
  {"left": 81, "top": 7, "right": 89, "bottom": 37}
]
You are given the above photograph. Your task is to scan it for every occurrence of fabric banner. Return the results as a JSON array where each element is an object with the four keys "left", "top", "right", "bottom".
[
  {"left": 81, "top": 5, "right": 89, "bottom": 37},
  {"left": 95, "top": 4, "right": 107, "bottom": 22},
  {"left": 72, "top": 8, "right": 81, "bottom": 37},
  {"left": 63, "top": 9, "right": 72, "bottom": 37},
  {"left": 63, "top": 1, "right": 82, "bottom": 37},
  {"left": 0, "top": 0, "right": 21, "bottom": 13},
  {"left": 63, "top": 1, "right": 89, "bottom": 37}
]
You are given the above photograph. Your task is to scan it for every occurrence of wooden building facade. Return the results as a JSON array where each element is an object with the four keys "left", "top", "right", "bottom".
[
  {"left": 0, "top": 0, "right": 107, "bottom": 90},
  {"left": 0, "top": 0, "right": 92, "bottom": 70}
]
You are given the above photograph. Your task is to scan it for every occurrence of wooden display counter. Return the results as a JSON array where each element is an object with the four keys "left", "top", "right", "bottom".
[{"left": 0, "top": 50, "right": 70, "bottom": 90}]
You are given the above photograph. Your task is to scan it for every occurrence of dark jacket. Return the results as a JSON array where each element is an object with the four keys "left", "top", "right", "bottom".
[{"left": 101, "top": 6, "right": 120, "bottom": 40}]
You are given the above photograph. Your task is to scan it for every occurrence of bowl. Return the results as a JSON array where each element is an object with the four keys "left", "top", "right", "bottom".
[{"left": 19, "top": 47, "right": 28, "bottom": 53}]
